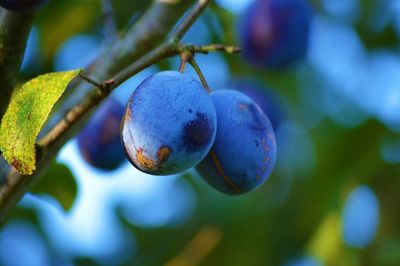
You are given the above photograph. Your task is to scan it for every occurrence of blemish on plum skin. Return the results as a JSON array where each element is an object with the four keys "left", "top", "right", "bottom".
[
  {"left": 134, "top": 146, "right": 172, "bottom": 171},
  {"left": 261, "top": 138, "right": 270, "bottom": 152},
  {"left": 157, "top": 146, "right": 171, "bottom": 163},
  {"left": 183, "top": 112, "right": 213, "bottom": 151},
  {"left": 238, "top": 103, "right": 247, "bottom": 110},
  {"left": 188, "top": 109, "right": 193, "bottom": 113},
  {"left": 135, "top": 148, "right": 156, "bottom": 170},
  {"left": 124, "top": 107, "right": 132, "bottom": 122},
  {"left": 248, "top": 104, "right": 267, "bottom": 131}
]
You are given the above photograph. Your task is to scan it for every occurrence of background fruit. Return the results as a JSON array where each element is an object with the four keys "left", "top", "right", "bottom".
[
  {"left": 77, "top": 97, "right": 126, "bottom": 171},
  {"left": 121, "top": 71, "right": 217, "bottom": 175},
  {"left": 240, "top": 0, "right": 313, "bottom": 69},
  {"left": 0, "top": 0, "right": 48, "bottom": 13},
  {"left": 196, "top": 90, "right": 277, "bottom": 195}
]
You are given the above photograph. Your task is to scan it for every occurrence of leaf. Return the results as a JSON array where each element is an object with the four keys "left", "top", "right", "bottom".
[
  {"left": 30, "top": 161, "right": 78, "bottom": 211},
  {"left": 0, "top": 70, "right": 82, "bottom": 175}
]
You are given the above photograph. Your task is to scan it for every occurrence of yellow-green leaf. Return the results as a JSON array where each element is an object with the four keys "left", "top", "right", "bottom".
[{"left": 0, "top": 69, "right": 82, "bottom": 175}]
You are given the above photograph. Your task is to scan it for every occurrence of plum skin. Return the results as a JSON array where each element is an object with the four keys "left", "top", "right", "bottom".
[
  {"left": 0, "top": 0, "right": 49, "bottom": 12},
  {"left": 121, "top": 71, "right": 217, "bottom": 175},
  {"left": 240, "top": 0, "right": 313, "bottom": 69},
  {"left": 195, "top": 90, "right": 277, "bottom": 195},
  {"left": 77, "top": 98, "right": 126, "bottom": 171},
  {"left": 229, "top": 79, "right": 285, "bottom": 130}
]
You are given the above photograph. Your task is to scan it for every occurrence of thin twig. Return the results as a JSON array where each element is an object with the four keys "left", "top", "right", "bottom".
[
  {"left": 170, "top": 0, "right": 212, "bottom": 42},
  {"left": 78, "top": 73, "right": 103, "bottom": 89},
  {"left": 178, "top": 51, "right": 191, "bottom": 73},
  {"left": 101, "top": 0, "right": 118, "bottom": 42},
  {"left": 183, "top": 44, "right": 241, "bottom": 54}
]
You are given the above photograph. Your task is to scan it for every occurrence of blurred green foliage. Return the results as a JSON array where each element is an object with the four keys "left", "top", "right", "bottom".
[{"left": 3, "top": 0, "right": 400, "bottom": 266}]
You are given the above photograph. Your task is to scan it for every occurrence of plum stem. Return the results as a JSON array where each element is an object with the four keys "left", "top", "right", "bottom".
[
  {"left": 188, "top": 56, "right": 212, "bottom": 93},
  {"left": 178, "top": 51, "right": 191, "bottom": 73}
]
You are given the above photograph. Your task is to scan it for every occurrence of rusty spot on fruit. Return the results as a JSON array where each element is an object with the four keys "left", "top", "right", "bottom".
[
  {"left": 136, "top": 148, "right": 156, "bottom": 170},
  {"left": 135, "top": 146, "right": 172, "bottom": 171},
  {"left": 157, "top": 146, "right": 171, "bottom": 163},
  {"left": 210, "top": 150, "right": 240, "bottom": 193},
  {"left": 238, "top": 103, "right": 247, "bottom": 110},
  {"left": 124, "top": 107, "right": 132, "bottom": 122},
  {"left": 262, "top": 138, "right": 270, "bottom": 152}
]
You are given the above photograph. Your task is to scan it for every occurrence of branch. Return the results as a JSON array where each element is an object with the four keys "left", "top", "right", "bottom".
[
  {"left": 101, "top": 0, "right": 117, "bottom": 42},
  {"left": 0, "top": 9, "right": 35, "bottom": 119},
  {"left": 171, "top": 0, "right": 212, "bottom": 41},
  {"left": 39, "top": 43, "right": 237, "bottom": 147},
  {"left": 0, "top": 0, "right": 222, "bottom": 222},
  {"left": 41, "top": 0, "right": 196, "bottom": 135}
]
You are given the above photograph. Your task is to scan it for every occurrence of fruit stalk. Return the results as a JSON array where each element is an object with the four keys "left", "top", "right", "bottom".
[{"left": 188, "top": 56, "right": 212, "bottom": 93}]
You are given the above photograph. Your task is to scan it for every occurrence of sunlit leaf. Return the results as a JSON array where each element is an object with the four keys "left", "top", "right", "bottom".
[{"left": 0, "top": 69, "right": 82, "bottom": 175}]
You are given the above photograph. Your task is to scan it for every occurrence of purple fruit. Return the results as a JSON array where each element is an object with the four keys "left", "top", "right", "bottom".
[
  {"left": 77, "top": 98, "right": 125, "bottom": 171},
  {"left": 240, "top": 0, "right": 313, "bottom": 69},
  {"left": 0, "top": 0, "right": 48, "bottom": 12},
  {"left": 229, "top": 79, "right": 285, "bottom": 129},
  {"left": 121, "top": 71, "right": 217, "bottom": 175},
  {"left": 196, "top": 90, "right": 277, "bottom": 195}
]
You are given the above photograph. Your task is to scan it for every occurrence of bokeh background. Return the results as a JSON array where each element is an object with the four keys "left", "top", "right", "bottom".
[{"left": 1, "top": 0, "right": 400, "bottom": 265}]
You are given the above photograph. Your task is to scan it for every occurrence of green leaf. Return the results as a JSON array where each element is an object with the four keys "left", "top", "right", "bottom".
[
  {"left": 0, "top": 70, "right": 82, "bottom": 175},
  {"left": 30, "top": 161, "right": 78, "bottom": 211}
]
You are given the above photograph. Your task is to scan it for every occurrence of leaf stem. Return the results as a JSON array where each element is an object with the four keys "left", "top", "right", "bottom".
[{"left": 78, "top": 74, "right": 103, "bottom": 89}]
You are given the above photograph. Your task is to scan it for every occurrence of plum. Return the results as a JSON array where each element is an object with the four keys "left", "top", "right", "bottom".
[
  {"left": 0, "top": 0, "right": 48, "bottom": 12},
  {"left": 121, "top": 71, "right": 217, "bottom": 175},
  {"left": 77, "top": 97, "right": 126, "bottom": 171},
  {"left": 196, "top": 90, "right": 277, "bottom": 195},
  {"left": 240, "top": 0, "right": 313, "bottom": 69},
  {"left": 229, "top": 79, "right": 285, "bottom": 129}
]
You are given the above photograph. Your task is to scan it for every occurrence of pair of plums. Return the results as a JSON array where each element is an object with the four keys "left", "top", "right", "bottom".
[{"left": 78, "top": 71, "right": 277, "bottom": 195}]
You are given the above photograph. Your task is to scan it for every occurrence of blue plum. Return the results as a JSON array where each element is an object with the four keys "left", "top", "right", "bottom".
[
  {"left": 240, "top": 0, "right": 313, "bottom": 69},
  {"left": 77, "top": 98, "right": 126, "bottom": 171},
  {"left": 229, "top": 79, "right": 285, "bottom": 129},
  {"left": 121, "top": 71, "right": 217, "bottom": 175},
  {"left": 0, "top": 0, "right": 48, "bottom": 12},
  {"left": 195, "top": 90, "right": 277, "bottom": 195}
]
